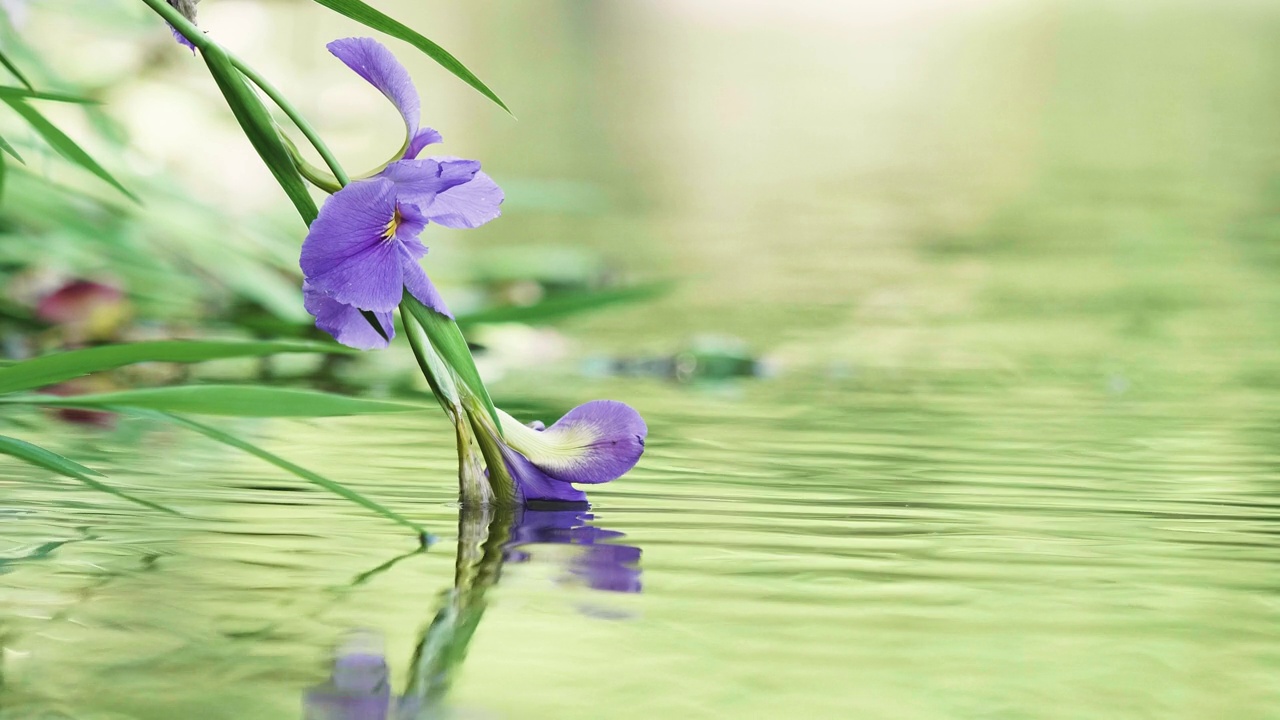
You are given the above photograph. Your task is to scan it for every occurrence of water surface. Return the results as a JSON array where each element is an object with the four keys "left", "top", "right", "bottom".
[{"left": 5, "top": 0, "right": 1280, "bottom": 717}]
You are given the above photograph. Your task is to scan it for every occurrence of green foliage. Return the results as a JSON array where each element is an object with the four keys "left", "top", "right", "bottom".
[
  {"left": 2, "top": 385, "right": 426, "bottom": 417},
  {"left": 0, "top": 340, "right": 351, "bottom": 395},
  {"left": 0, "top": 46, "right": 33, "bottom": 91},
  {"left": 402, "top": 294, "right": 500, "bottom": 430},
  {"left": 200, "top": 46, "right": 319, "bottom": 226},
  {"left": 1, "top": 97, "right": 136, "bottom": 201},
  {"left": 0, "top": 433, "right": 180, "bottom": 515},
  {"left": 459, "top": 282, "right": 671, "bottom": 327},
  {"left": 161, "top": 412, "right": 428, "bottom": 537},
  {"left": 0, "top": 87, "right": 96, "bottom": 104},
  {"left": 307, "top": 0, "right": 510, "bottom": 113},
  {"left": 0, "top": 132, "right": 21, "bottom": 162}
]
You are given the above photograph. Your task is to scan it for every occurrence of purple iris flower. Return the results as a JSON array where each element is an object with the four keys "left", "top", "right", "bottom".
[
  {"left": 489, "top": 400, "right": 648, "bottom": 505},
  {"left": 300, "top": 37, "right": 503, "bottom": 350}
]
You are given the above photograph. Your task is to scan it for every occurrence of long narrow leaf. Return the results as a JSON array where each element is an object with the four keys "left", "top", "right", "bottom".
[
  {"left": 201, "top": 45, "right": 318, "bottom": 225},
  {"left": 0, "top": 339, "right": 351, "bottom": 395},
  {"left": 0, "top": 87, "right": 97, "bottom": 104},
  {"left": 0, "top": 47, "right": 32, "bottom": 91},
  {"left": 458, "top": 282, "right": 671, "bottom": 327},
  {"left": 401, "top": 294, "right": 499, "bottom": 429},
  {"left": 308, "top": 0, "right": 509, "bottom": 114},
  {"left": 160, "top": 413, "right": 428, "bottom": 537},
  {"left": 3, "top": 385, "right": 427, "bottom": 417},
  {"left": 1, "top": 98, "right": 136, "bottom": 201},
  {"left": 0, "top": 133, "right": 22, "bottom": 162},
  {"left": 0, "top": 434, "right": 180, "bottom": 515}
]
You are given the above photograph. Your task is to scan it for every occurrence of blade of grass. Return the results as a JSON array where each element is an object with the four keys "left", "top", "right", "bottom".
[
  {"left": 0, "top": 339, "right": 352, "bottom": 395},
  {"left": 307, "top": 0, "right": 510, "bottom": 114},
  {"left": 458, "top": 282, "right": 672, "bottom": 327},
  {"left": 0, "top": 133, "right": 23, "bottom": 162},
  {"left": 159, "top": 412, "right": 429, "bottom": 538},
  {"left": 1, "top": 97, "right": 136, "bottom": 201},
  {"left": 0, "top": 87, "right": 97, "bottom": 104},
  {"left": 3, "top": 385, "right": 428, "bottom": 417},
  {"left": 0, "top": 433, "right": 181, "bottom": 515},
  {"left": 201, "top": 45, "right": 318, "bottom": 225},
  {"left": 0, "top": 47, "right": 32, "bottom": 91}
]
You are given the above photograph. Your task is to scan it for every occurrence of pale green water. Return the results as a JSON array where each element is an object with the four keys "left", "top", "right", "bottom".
[{"left": 5, "top": 0, "right": 1280, "bottom": 717}]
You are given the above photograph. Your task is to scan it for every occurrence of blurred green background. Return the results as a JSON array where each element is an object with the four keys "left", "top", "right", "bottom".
[{"left": 3, "top": 0, "right": 1280, "bottom": 718}]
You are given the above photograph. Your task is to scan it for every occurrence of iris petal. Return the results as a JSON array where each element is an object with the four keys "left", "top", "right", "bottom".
[
  {"left": 398, "top": 243, "right": 452, "bottom": 318},
  {"left": 406, "top": 128, "right": 444, "bottom": 160},
  {"left": 501, "top": 445, "right": 589, "bottom": 504},
  {"left": 303, "top": 283, "right": 393, "bottom": 350},
  {"left": 499, "top": 401, "right": 647, "bottom": 486},
  {"left": 300, "top": 178, "right": 407, "bottom": 313},
  {"left": 379, "top": 158, "right": 481, "bottom": 210},
  {"left": 426, "top": 170, "right": 504, "bottom": 229},
  {"left": 327, "top": 37, "right": 424, "bottom": 159}
]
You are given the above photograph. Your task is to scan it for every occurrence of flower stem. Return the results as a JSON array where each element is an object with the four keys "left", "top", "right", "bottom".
[
  {"left": 136, "top": 0, "right": 349, "bottom": 188},
  {"left": 225, "top": 54, "right": 349, "bottom": 187}
]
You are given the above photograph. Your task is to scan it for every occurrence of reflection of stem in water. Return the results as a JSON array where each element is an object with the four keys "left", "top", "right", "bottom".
[{"left": 399, "top": 504, "right": 514, "bottom": 717}]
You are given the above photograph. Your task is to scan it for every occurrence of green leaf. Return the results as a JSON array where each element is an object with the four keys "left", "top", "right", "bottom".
[
  {"left": 0, "top": 87, "right": 98, "bottom": 104},
  {"left": 0, "top": 433, "right": 181, "bottom": 515},
  {"left": 401, "top": 293, "right": 499, "bottom": 430},
  {"left": 0, "top": 97, "right": 137, "bottom": 201},
  {"left": 0, "top": 339, "right": 351, "bottom": 395},
  {"left": 0, "top": 47, "right": 33, "bottom": 91},
  {"left": 200, "top": 45, "right": 318, "bottom": 225},
  {"left": 0, "top": 151, "right": 7, "bottom": 203},
  {"left": 0, "top": 133, "right": 23, "bottom": 163},
  {"left": 159, "top": 413, "right": 428, "bottom": 537},
  {"left": 3, "top": 385, "right": 427, "bottom": 417},
  {"left": 308, "top": 0, "right": 510, "bottom": 114},
  {"left": 458, "top": 282, "right": 671, "bottom": 327}
]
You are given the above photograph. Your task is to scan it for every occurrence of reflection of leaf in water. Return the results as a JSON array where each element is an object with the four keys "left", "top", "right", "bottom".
[
  {"left": 305, "top": 507, "right": 642, "bottom": 719},
  {"left": 0, "top": 536, "right": 82, "bottom": 575}
]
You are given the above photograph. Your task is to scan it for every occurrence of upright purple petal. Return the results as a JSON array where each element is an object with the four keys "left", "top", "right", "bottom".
[
  {"left": 327, "top": 37, "right": 422, "bottom": 158},
  {"left": 300, "top": 178, "right": 406, "bottom": 313},
  {"left": 303, "top": 283, "right": 393, "bottom": 350},
  {"left": 405, "top": 128, "right": 443, "bottom": 159},
  {"left": 424, "top": 170, "right": 504, "bottom": 229}
]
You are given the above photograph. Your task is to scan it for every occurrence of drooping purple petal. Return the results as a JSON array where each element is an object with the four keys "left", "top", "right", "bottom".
[
  {"left": 301, "top": 178, "right": 407, "bottom": 313},
  {"left": 327, "top": 37, "right": 423, "bottom": 159},
  {"left": 303, "top": 283, "right": 393, "bottom": 350},
  {"left": 425, "top": 169, "right": 504, "bottom": 229},
  {"left": 398, "top": 245, "right": 452, "bottom": 318},
  {"left": 524, "top": 400, "right": 648, "bottom": 485},
  {"left": 501, "top": 445, "right": 588, "bottom": 505},
  {"left": 378, "top": 158, "right": 480, "bottom": 211}
]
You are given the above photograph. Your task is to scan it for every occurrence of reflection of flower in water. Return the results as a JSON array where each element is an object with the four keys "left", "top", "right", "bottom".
[
  {"left": 304, "top": 508, "right": 642, "bottom": 720},
  {"left": 304, "top": 633, "right": 392, "bottom": 720},
  {"left": 506, "top": 509, "right": 641, "bottom": 594}
]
